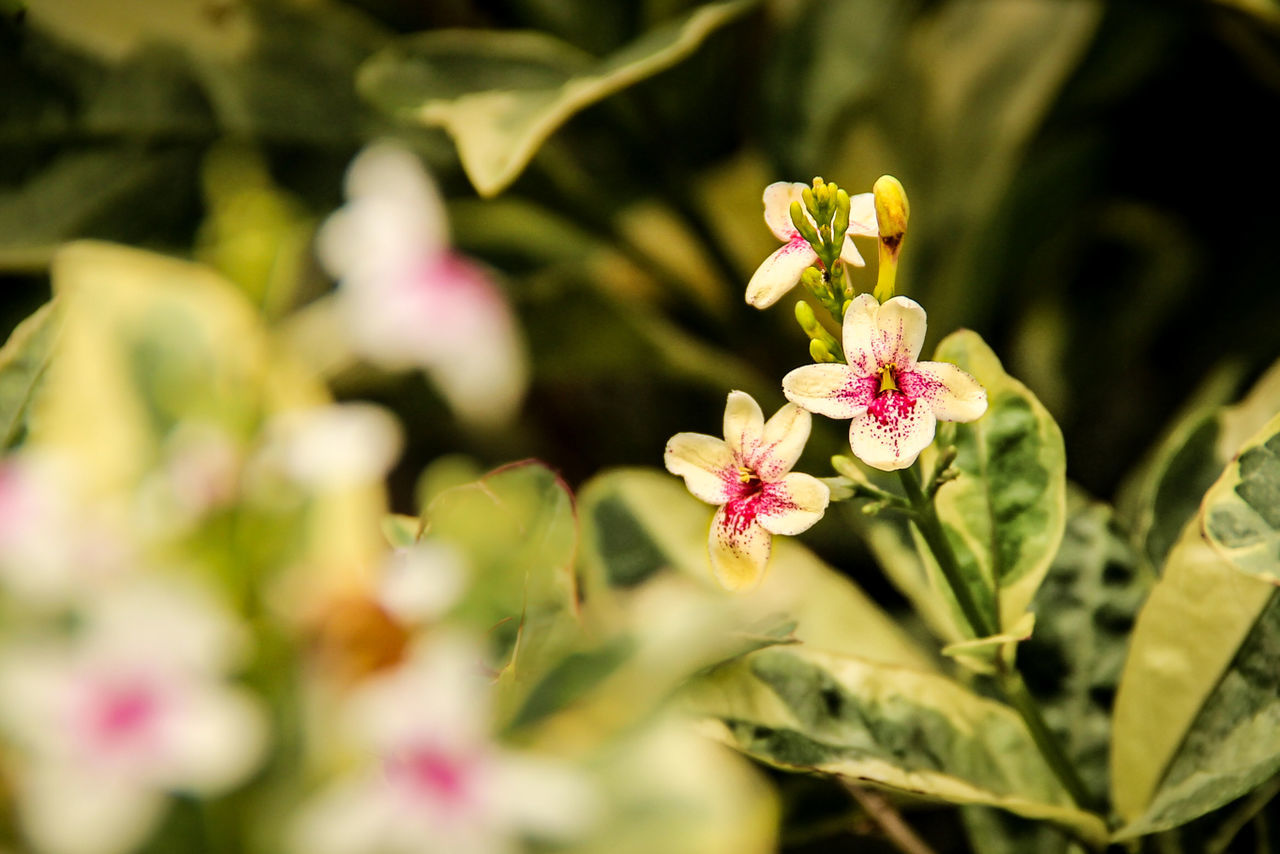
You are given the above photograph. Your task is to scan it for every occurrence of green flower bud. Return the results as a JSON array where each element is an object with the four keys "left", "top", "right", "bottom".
[
  {"left": 832, "top": 189, "right": 851, "bottom": 239},
  {"left": 809, "top": 338, "right": 834, "bottom": 363},
  {"left": 789, "top": 200, "right": 820, "bottom": 247}
]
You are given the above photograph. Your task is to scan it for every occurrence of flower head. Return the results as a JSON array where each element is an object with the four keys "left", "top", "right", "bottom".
[
  {"left": 745, "top": 181, "right": 878, "bottom": 309},
  {"left": 782, "top": 295, "right": 987, "bottom": 471},
  {"left": 290, "top": 636, "right": 593, "bottom": 854},
  {"left": 0, "top": 579, "right": 267, "bottom": 854},
  {"left": 664, "top": 391, "right": 830, "bottom": 590},
  {"left": 317, "top": 142, "right": 528, "bottom": 427}
]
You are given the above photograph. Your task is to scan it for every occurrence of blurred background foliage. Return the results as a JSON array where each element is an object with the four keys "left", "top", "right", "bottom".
[{"left": 3, "top": 2, "right": 1280, "bottom": 846}]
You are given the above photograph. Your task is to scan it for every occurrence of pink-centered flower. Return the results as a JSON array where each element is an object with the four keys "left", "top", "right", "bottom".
[
  {"left": 317, "top": 143, "right": 528, "bottom": 428},
  {"left": 664, "top": 391, "right": 830, "bottom": 591},
  {"left": 290, "top": 637, "right": 593, "bottom": 854},
  {"left": 782, "top": 294, "right": 987, "bottom": 472},
  {"left": 0, "top": 579, "right": 267, "bottom": 854},
  {"left": 745, "top": 181, "right": 878, "bottom": 309}
]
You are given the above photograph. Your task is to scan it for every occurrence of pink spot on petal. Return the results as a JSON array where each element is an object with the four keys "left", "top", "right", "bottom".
[
  {"left": 386, "top": 745, "right": 479, "bottom": 811},
  {"left": 839, "top": 375, "right": 878, "bottom": 408}
]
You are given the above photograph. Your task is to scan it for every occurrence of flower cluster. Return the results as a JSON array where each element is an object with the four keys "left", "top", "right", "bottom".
[{"left": 666, "top": 176, "right": 987, "bottom": 589}]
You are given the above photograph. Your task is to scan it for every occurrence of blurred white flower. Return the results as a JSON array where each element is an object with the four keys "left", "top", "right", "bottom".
[
  {"left": 376, "top": 541, "right": 468, "bottom": 626},
  {"left": 318, "top": 142, "right": 528, "bottom": 428},
  {"left": 0, "top": 578, "right": 268, "bottom": 854},
  {"left": 0, "top": 454, "right": 132, "bottom": 605},
  {"left": 292, "top": 636, "right": 594, "bottom": 854},
  {"left": 258, "top": 403, "right": 403, "bottom": 490}
]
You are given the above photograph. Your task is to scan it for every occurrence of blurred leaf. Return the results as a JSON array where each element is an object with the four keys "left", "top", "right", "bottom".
[
  {"left": 194, "top": 144, "right": 315, "bottom": 320},
  {"left": 422, "top": 461, "right": 579, "bottom": 682},
  {"left": 564, "top": 715, "right": 779, "bottom": 854},
  {"left": 1119, "top": 356, "right": 1280, "bottom": 574},
  {"left": 1110, "top": 518, "right": 1278, "bottom": 834},
  {"left": 25, "top": 0, "right": 255, "bottom": 63},
  {"left": 576, "top": 467, "right": 935, "bottom": 671},
  {"left": 920, "top": 330, "right": 1067, "bottom": 639},
  {"left": 0, "top": 147, "right": 199, "bottom": 268},
  {"left": 1201, "top": 411, "right": 1280, "bottom": 583},
  {"left": 359, "top": 0, "right": 761, "bottom": 196},
  {"left": 0, "top": 300, "right": 60, "bottom": 451},
  {"left": 39, "top": 241, "right": 270, "bottom": 493},
  {"left": 686, "top": 645, "right": 1108, "bottom": 844},
  {"left": 904, "top": 0, "right": 1103, "bottom": 327},
  {"left": 758, "top": 0, "right": 915, "bottom": 173}
]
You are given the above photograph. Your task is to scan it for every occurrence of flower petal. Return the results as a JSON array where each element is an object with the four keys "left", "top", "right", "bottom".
[
  {"left": 849, "top": 392, "right": 938, "bottom": 472},
  {"left": 840, "top": 293, "right": 880, "bottom": 375},
  {"left": 19, "top": 766, "right": 164, "bottom": 854},
  {"left": 899, "top": 361, "right": 988, "bottom": 423},
  {"left": 722, "top": 391, "right": 765, "bottom": 460},
  {"left": 755, "top": 474, "right": 830, "bottom": 536},
  {"left": 782, "top": 364, "right": 876, "bottom": 420},
  {"left": 845, "top": 192, "right": 879, "bottom": 238},
  {"left": 839, "top": 235, "right": 866, "bottom": 268},
  {"left": 762, "top": 182, "right": 808, "bottom": 242},
  {"left": 745, "top": 240, "right": 817, "bottom": 309},
  {"left": 872, "top": 296, "right": 927, "bottom": 369},
  {"left": 664, "top": 433, "right": 736, "bottom": 505},
  {"left": 709, "top": 505, "right": 771, "bottom": 591},
  {"left": 751, "top": 404, "right": 811, "bottom": 479}
]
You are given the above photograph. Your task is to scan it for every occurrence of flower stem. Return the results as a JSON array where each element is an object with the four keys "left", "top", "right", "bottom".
[
  {"left": 897, "top": 465, "right": 1093, "bottom": 811},
  {"left": 897, "top": 467, "right": 995, "bottom": 637},
  {"left": 997, "top": 664, "right": 1095, "bottom": 811}
]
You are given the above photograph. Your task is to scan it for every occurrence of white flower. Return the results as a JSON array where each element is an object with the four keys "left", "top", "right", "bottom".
[
  {"left": 375, "top": 541, "right": 468, "bottom": 626},
  {"left": 317, "top": 142, "right": 528, "bottom": 427},
  {"left": 0, "top": 454, "right": 132, "bottom": 605},
  {"left": 664, "top": 391, "right": 830, "bottom": 591},
  {"left": 745, "top": 181, "right": 878, "bottom": 309},
  {"left": 782, "top": 294, "right": 987, "bottom": 471},
  {"left": 0, "top": 579, "right": 267, "bottom": 854},
  {"left": 258, "top": 403, "right": 403, "bottom": 490},
  {"left": 291, "top": 637, "right": 593, "bottom": 854}
]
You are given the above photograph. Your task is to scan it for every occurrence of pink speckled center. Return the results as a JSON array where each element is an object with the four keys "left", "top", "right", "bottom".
[
  {"left": 867, "top": 388, "right": 917, "bottom": 424},
  {"left": 720, "top": 471, "right": 796, "bottom": 537}
]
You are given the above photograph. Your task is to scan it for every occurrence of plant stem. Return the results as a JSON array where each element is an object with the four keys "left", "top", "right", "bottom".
[
  {"left": 897, "top": 467, "right": 995, "bottom": 637},
  {"left": 843, "top": 783, "right": 939, "bottom": 854},
  {"left": 897, "top": 464, "right": 1094, "bottom": 811},
  {"left": 998, "top": 665, "right": 1094, "bottom": 811}
]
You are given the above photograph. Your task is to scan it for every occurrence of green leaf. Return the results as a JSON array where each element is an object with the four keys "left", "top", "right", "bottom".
[
  {"left": 1022, "top": 489, "right": 1148, "bottom": 809},
  {"left": 1110, "top": 518, "right": 1278, "bottom": 834},
  {"left": 422, "top": 461, "right": 579, "bottom": 676},
  {"left": 39, "top": 241, "right": 273, "bottom": 492},
  {"left": 1201, "top": 411, "right": 1280, "bottom": 583},
  {"left": 1118, "top": 358, "right": 1280, "bottom": 575},
  {"left": 358, "top": 0, "right": 760, "bottom": 196},
  {"left": 576, "top": 467, "right": 935, "bottom": 671},
  {"left": 686, "top": 645, "right": 1107, "bottom": 845},
  {"left": 0, "top": 301, "right": 60, "bottom": 451},
  {"left": 924, "top": 329, "right": 1068, "bottom": 637}
]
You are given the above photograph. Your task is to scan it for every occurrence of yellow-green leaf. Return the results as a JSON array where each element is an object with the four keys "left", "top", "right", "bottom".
[
  {"left": 686, "top": 645, "right": 1107, "bottom": 845},
  {"left": 1201, "top": 410, "right": 1280, "bottom": 583},
  {"left": 926, "top": 329, "right": 1067, "bottom": 636},
  {"left": 358, "top": 0, "right": 760, "bottom": 196},
  {"left": 0, "top": 301, "right": 60, "bottom": 451},
  {"left": 1110, "top": 518, "right": 1276, "bottom": 832}
]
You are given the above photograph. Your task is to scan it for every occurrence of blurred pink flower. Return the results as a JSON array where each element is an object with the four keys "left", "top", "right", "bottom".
[
  {"left": 318, "top": 143, "right": 528, "bottom": 428},
  {"left": 291, "top": 636, "right": 593, "bottom": 854},
  {"left": 0, "top": 579, "right": 267, "bottom": 854}
]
